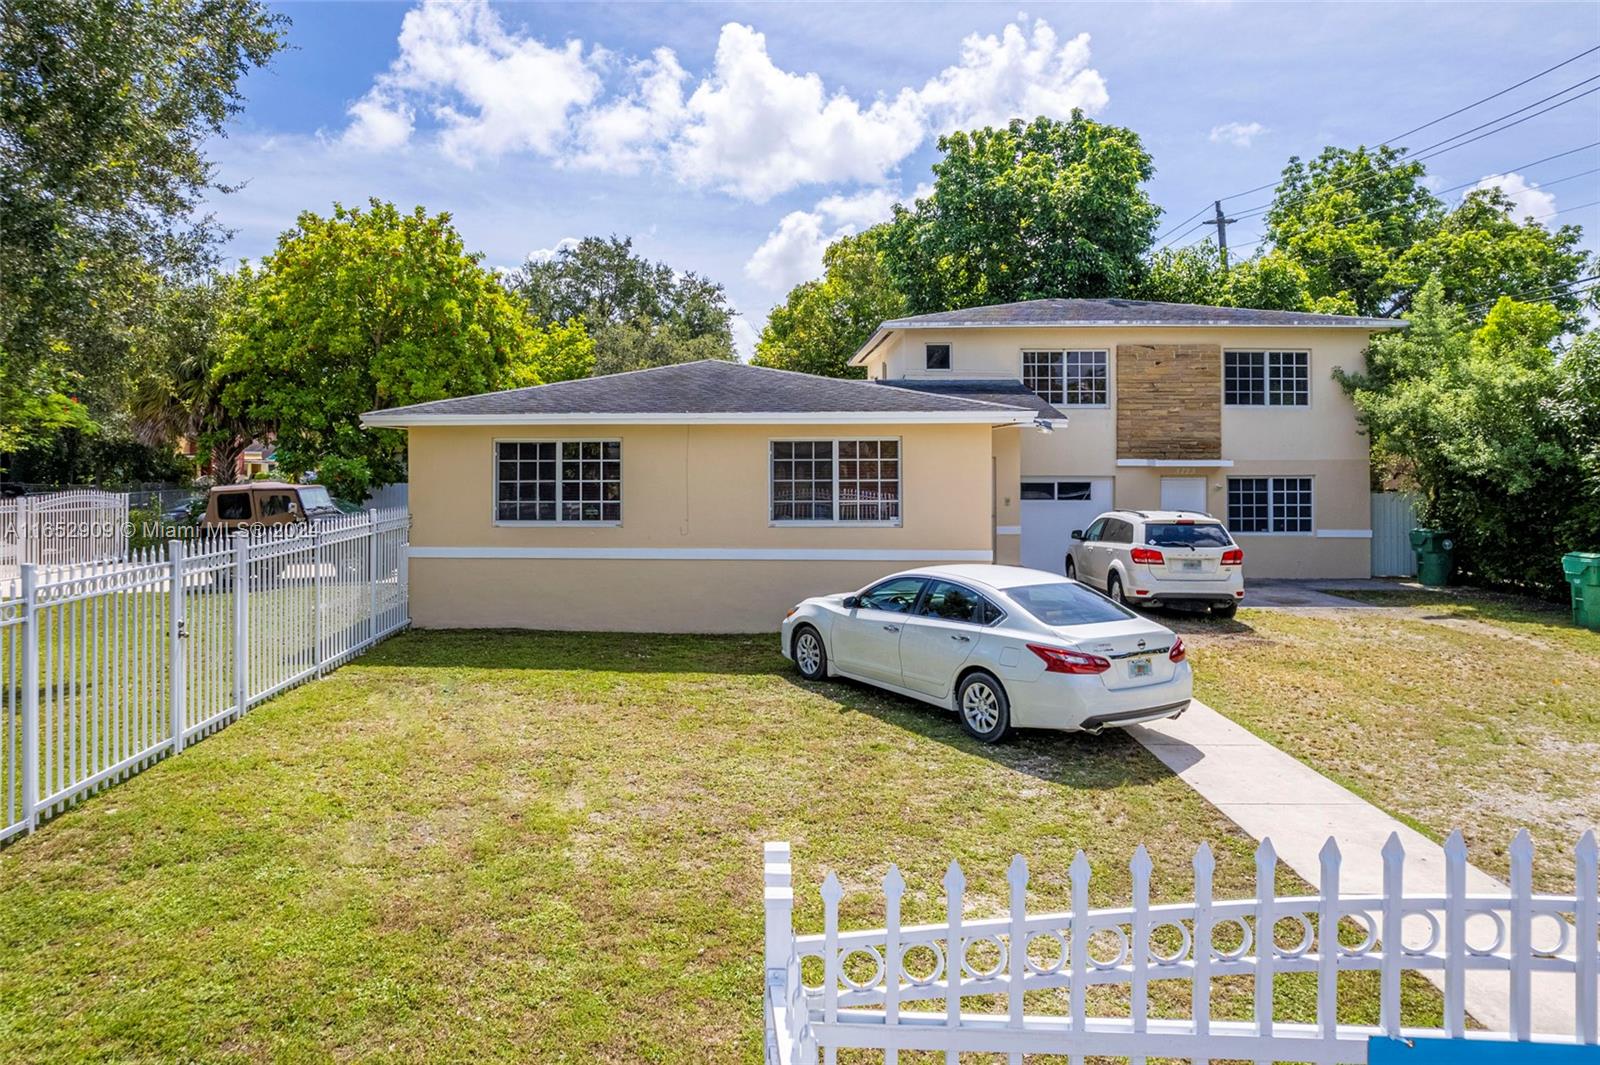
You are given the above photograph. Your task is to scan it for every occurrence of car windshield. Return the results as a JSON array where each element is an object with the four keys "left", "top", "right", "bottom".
[
  {"left": 298, "top": 486, "right": 335, "bottom": 511},
  {"left": 1145, "top": 522, "right": 1233, "bottom": 548},
  {"left": 1007, "top": 582, "right": 1135, "bottom": 626}
]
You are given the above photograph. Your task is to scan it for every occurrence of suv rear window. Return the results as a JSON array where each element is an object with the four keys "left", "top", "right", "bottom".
[
  {"left": 215, "top": 492, "right": 251, "bottom": 520},
  {"left": 1144, "top": 522, "right": 1233, "bottom": 548},
  {"left": 1008, "top": 582, "right": 1134, "bottom": 626}
]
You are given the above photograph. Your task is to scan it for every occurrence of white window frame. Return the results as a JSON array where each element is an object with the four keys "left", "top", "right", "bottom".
[
  {"left": 1223, "top": 350, "right": 1311, "bottom": 407},
  {"left": 492, "top": 437, "right": 623, "bottom": 526},
  {"left": 1019, "top": 349, "right": 1109, "bottom": 407},
  {"left": 1226, "top": 475, "right": 1314, "bottom": 535},
  {"left": 769, "top": 437, "right": 903, "bottom": 527}
]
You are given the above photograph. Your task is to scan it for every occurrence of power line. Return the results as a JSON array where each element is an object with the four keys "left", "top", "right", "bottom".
[
  {"left": 1153, "top": 203, "right": 1215, "bottom": 245},
  {"left": 1201, "top": 43, "right": 1600, "bottom": 206},
  {"left": 1382, "top": 44, "right": 1600, "bottom": 144},
  {"left": 1468, "top": 273, "right": 1600, "bottom": 310},
  {"left": 1400, "top": 73, "right": 1600, "bottom": 159}
]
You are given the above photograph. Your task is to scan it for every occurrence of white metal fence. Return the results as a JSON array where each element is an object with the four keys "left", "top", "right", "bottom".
[
  {"left": 764, "top": 831, "right": 1598, "bottom": 1063},
  {"left": 0, "top": 489, "right": 129, "bottom": 572},
  {"left": 0, "top": 509, "right": 409, "bottom": 842}
]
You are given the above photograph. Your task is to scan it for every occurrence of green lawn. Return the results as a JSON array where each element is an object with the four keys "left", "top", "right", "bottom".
[
  {"left": 1182, "top": 589, "right": 1599, "bottom": 894},
  {"left": 0, "top": 630, "right": 1444, "bottom": 1063}
]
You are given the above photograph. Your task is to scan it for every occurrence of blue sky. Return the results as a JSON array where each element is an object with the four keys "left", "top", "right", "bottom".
[{"left": 209, "top": 1, "right": 1600, "bottom": 354}]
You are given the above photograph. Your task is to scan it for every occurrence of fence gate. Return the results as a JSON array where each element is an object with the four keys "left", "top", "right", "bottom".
[
  {"left": 1, "top": 490, "right": 129, "bottom": 572},
  {"left": 1370, "top": 491, "right": 1419, "bottom": 578}
]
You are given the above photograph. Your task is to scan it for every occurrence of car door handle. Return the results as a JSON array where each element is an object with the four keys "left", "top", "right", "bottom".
[
  {"left": 950, "top": 634, "right": 971, "bottom": 643},
  {"left": 882, "top": 624, "right": 900, "bottom": 633}
]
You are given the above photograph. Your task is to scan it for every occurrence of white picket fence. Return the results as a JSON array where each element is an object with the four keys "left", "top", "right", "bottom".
[
  {"left": 0, "top": 489, "right": 129, "bottom": 573},
  {"left": 0, "top": 509, "right": 409, "bottom": 842},
  {"left": 764, "top": 831, "right": 1599, "bottom": 1063}
]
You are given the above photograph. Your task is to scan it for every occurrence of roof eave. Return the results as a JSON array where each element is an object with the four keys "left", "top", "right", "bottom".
[
  {"left": 848, "top": 326, "right": 893, "bottom": 367},
  {"left": 878, "top": 318, "right": 1406, "bottom": 331},
  {"left": 360, "top": 410, "right": 1037, "bottom": 429}
]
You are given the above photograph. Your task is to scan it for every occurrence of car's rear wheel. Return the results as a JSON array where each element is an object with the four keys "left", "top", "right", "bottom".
[
  {"left": 792, "top": 625, "right": 827, "bottom": 680},
  {"left": 1211, "top": 599, "right": 1238, "bottom": 619},
  {"left": 956, "top": 671, "right": 1010, "bottom": 744},
  {"left": 1065, "top": 556, "right": 1077, "bottom": 581},
  {"left": 1107, "top": 572, "right": 1128, "bottom": 606}
]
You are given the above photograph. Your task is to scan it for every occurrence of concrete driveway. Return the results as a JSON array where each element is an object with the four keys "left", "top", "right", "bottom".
[{"left": 1241, "top": 577, "right": 1419, "bottom": 610}]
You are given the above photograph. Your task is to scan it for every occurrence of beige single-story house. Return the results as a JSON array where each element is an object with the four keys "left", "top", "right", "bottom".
[{"left": 363, "top": 298, "right": 1403, "bottom": 632}]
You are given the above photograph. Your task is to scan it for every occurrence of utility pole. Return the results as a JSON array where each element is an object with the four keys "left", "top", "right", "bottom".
[{"left": 1205, "top": 199, "right": 1238, "bottom": 269}]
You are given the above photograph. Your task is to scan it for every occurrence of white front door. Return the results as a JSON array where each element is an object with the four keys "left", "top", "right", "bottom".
[
  {"left": 1020, "top": 477, "right": 1113, "bottom": 574},
  {"left": 1160, "top": 477, "right": 1209, "bottom": 515}
]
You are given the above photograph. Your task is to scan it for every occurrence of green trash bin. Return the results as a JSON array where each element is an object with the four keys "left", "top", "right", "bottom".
[
  {"left": 1561, "top": 552, "right": 1600, "bottom": 631},
  {"left": 1409, "top": 528, "right": 1455, "bottom": 587}
]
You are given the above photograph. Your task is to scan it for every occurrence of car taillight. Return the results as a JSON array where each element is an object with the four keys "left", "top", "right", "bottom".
[
  {"left": 1130, "top": 546, "right": 1165, "bottom": 564},
  {"left": 1221, "top": 548, "right": 1244, "bottom": 565},
  {"left": 1169, "top": 636, "right": 1187, "bottom": 663},
  {"left": 1027, "top": 644, "right": 1111, "bottom": 675}
]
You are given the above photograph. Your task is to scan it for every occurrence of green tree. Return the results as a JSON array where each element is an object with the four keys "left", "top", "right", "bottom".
[
  {"left": 0, "top": 0, "right": 286, "bottom": 446},
  {"left": 128, "top": 274, "right": 253, "bottom": 483},
  {"left": 1136, "top": 243, "right": 1356, "bottom": 314},
  {"left": 511, "top": 236, "right": 735, "bottom": 371},
  {"left": 1263, "top": 147, "right": 1591, "bottom": 324},
  {"left": 883, "top": 114, "right": 1160, "bottom": 314},
  {"left": 217, "top": 201, "right": 536, "bottom": 499},
  {"left": 753, "top": 227, "right": 906, "bottom": 379},
  {"left": 523, "top": 320, "right": 596, "bottom": 383},
  {"left": 1337, "top": 277, "right": 1594, "bottom": 593}
]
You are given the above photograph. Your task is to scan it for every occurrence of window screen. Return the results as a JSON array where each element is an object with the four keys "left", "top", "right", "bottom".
[
  {"left": 1023, "top": 350, "right": 1107, "bottom": 405},
  {"left": 773, "top": 440, "right": 900, "bottom": 523},
  {"left": 1228, "top": 476, "right": 1312, "bottom": 533}
]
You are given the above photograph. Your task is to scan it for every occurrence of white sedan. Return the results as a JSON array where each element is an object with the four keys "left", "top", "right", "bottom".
[{"left": 780, "top": 564, "right": 1191, "bottom": 743}]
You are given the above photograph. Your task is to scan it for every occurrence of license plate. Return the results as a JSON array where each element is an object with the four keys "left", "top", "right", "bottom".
[
  {"left": 1129, "top": 657, "right": 1153, "bottom": 678},
  {"left": 1181, "top": 559, "right": 1202, "bottom": 572}
]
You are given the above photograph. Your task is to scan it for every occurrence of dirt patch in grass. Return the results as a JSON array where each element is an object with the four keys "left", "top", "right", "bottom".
[
  {"left": 1, "top": 631, "right": 1448, "bottom": 1062},
  {"left": 1179, "top": 599, "right": 1598, "bottom": 893}
]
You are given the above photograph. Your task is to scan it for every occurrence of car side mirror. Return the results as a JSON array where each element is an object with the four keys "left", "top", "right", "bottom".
[
  {"left": 842, "top": 595, "right": 860, "bottom": 610},
  {"left": 1070, "top": 529, "right": 1084, "bottom": 541}
]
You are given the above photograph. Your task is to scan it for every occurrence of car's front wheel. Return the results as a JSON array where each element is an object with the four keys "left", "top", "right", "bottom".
[
  {"left": 956, "top": 671, "right": 1011, "bottom": 744},
  {"left": 792, "top": 625, "right": 828, "bottom": 680}
]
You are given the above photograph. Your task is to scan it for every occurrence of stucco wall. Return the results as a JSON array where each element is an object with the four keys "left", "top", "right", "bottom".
[
  {"left": 863, "top": 325, "right": 1377, "bottom": 578},
  {"left": 406, "top": 421, "right": 1003, "bottom": 631}
]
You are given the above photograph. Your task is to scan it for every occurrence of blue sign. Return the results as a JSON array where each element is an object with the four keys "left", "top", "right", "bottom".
[{"left": 1369, "top": 1036, "right": 1600, "bottom": 1063}]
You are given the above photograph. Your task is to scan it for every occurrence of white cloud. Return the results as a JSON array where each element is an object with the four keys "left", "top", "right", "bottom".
[
  {"left": 341, "top": 8, "right": 1108, "bottom": 200},
  {"left": 354, "top": 1, "right": 603, "bottom": 164},
  {"left": 730, "top": 312, "right": 760, "bottom": 362},
  {"left": 1470, "top": 172, "right": 1556, "bottom": 220},
  {"left": 1209, "top": 121, "right": 1266, "bottom": 148},
  {"left": 343, "top": 91, "right": 415, "bottom": 151},
  {"left": 914, "top": 21, "right": 1107, "bottom": 131},
  {"left": 527, "top": 236, "right": 581, "bottom": 263},
  {"left": 744, "top": 187, "right": 902, "bottom": 291}
]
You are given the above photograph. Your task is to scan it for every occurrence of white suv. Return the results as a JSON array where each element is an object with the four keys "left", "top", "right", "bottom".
[{"left": 1066, "top": 510, "right": 1245, "bottom": 617}]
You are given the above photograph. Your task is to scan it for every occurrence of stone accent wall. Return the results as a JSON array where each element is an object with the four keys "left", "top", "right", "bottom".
[{"left": 1115, "top": 344, "right": 1222, "bottom": 459}]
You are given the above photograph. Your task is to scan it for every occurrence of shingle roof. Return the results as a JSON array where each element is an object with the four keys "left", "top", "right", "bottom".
[
  {"left": 361, "top": 359, "right": 1037, "bottom": 425},
  {"left": 878, "top": 298, "right": 1405, "bottom": 330},
  {"left": 875, "top": 379, "right": 1061, "bottom": 419}
]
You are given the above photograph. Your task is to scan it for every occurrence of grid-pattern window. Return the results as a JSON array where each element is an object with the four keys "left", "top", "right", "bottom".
[
  {"left": 496, "top": 440, "right": 621, "bottom": 523},
  {"left": 1022, "top": 350, "right": 1107, "bottom": 405},
  {"left": 1228, "top": 476, "right": 1313, "bottom": 533},
  {"left": 772, "top": 440, "right": 900, "bottom": 523},
  {"left": 1225, "top": 351, "right": 1310, "bottom": 406}
]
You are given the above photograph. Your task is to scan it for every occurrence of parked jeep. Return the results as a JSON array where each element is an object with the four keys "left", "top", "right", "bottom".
[{"left": 202, "top": 482, "right": 344, "bottom": 532}]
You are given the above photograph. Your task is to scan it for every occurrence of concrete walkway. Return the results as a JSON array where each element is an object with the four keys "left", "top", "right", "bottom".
[
  {"left": 1242, "top": 577, "right": 1410, "bottom": 610},
  {"left": 1127, "top": 700, "right": 1583, "bottom": 1037}
]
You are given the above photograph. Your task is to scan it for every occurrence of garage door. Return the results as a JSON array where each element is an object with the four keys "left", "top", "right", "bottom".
[{"left": 1019, "top": 478, "right": 1113, "bottom": 574}]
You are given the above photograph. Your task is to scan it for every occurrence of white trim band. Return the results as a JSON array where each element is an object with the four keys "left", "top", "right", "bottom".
[
  {"left": 1116, "top": 458, "right": 1235, "bottom": 468},
  {"left": 1315, "top": 528, "right": 1374, "bottom": 539},
  {"left": 410, "top": 546, "right": 995, "bottom": 562},
  {"left": 994, "top": 525, "right": 1022, "bottom": 536}
]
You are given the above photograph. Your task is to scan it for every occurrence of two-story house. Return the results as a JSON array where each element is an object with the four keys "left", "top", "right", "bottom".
[
  {"left": 363, "top": 298, "right": 1402, "bottom": 632},
  {"left": 854, "top": 298, "right": 1404, "bottom": 582}
]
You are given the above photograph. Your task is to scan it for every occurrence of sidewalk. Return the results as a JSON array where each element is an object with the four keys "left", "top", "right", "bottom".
[{"left": 1127, "top": 700, "right": 1583, "bottom": 1037}]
